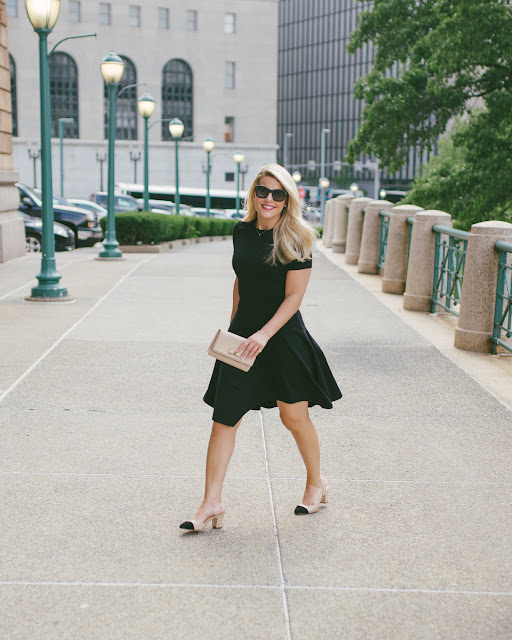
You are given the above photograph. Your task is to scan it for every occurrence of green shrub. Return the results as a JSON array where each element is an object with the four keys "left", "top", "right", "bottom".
[{"left": 99, "top": 212, "right": 238, "bottom": 245}]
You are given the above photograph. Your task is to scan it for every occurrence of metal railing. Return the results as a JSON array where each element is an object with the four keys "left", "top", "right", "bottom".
[
  {"left": 377, "top": 210, "right": 391, "bottom": 272},
  {"left": 492, "top": 240, "right": 512, "bottom": 354},
  {"left": 431, "top": 225, "right": 470, "bottom": 316}
]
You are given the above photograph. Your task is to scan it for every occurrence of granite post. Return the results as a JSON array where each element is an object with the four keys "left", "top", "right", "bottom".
[{"left": 454, "top": 221, "right": 512, "bottom": 352}]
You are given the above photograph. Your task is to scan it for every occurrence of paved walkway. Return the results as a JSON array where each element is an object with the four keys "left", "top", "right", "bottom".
[{"left": 1, "top": 240, "right": 511, "bottom": 639}]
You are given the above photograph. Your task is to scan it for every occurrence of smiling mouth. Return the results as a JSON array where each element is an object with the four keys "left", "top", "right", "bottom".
[{"left": 262, "top": 205, "right": 275, "bottom": 210}]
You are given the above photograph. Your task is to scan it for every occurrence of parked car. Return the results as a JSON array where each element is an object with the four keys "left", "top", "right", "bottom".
[
  {"left": 20, "top": 211, "right": 75, "bottom": 252},
  {"left": 190, "top": 208, "right": 229, "bottom": 218},
  {"left": 91, "top": 192, "right": 142, "bottom": 213},
  {"left": 134, "top": 198, "right": 193, "bottom": 215},
  {"left": 17, "top": 183, "right": 103, "bottom": 247},
  {"left": 68, "top": 198, "right": 107, "bottom": 219}
]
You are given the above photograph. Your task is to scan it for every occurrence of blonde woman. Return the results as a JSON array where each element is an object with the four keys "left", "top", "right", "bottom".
[{"left": 180, "top": 164, "right": 341, "bottom": 532}]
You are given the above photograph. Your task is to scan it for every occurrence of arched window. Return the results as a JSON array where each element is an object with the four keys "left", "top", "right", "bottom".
[
  {"left": 104, "top": 55, "right": 137, "bottom": 140},
  {"left": 9, "top": 54, "right": 17, "bottom": 137},
  {"left": 161, "top": 59, "right": 193, "bottom": 141},
  {"left": 49, "top": 52, "right": 79, "bottom": 138}
]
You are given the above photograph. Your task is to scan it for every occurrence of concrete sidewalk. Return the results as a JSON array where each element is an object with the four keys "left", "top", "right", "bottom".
[{"left": 1, "top": 241, "right": 511, "bottom": 639}]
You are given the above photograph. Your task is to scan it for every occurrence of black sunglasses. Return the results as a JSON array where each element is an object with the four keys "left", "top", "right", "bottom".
[{"left": 254, "top": 185, "right": 287, "bottom": 202}]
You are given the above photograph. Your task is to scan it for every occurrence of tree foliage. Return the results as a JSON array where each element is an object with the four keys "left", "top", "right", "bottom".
[{"left": 347, "top": 1, "right": 512, "bottom": 223}]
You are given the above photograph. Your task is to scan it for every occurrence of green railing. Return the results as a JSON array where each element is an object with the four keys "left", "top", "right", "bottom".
[
  {"left": 431, "top": 225, "right": 470, "bottom": 316},
  {"left": 491, "top": 240, "right": 512, "bottom": 354},
  {"left": 377, "top": 210, "right": 391, "bottom": 272}
]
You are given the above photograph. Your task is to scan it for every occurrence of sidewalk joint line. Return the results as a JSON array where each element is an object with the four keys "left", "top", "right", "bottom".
[
  {"left": 0, "top": 581, "right": 510, "bottom": 596},
  {"left": 0, "top": 256, "right": 95, "bottom": 302},
  {"left": 258, "top": 410, "right": 293, "bottom": 640},
  {"left": 0, "top": 471, "right": 510, "bottom": 486},
  {"left": 0, "top": 255, "right": 156, "bottom": 406}
]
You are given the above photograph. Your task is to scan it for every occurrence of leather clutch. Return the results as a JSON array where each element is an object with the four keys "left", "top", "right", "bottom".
[{"left": 208, "top": 329, "right": 255, "bottom": 372}]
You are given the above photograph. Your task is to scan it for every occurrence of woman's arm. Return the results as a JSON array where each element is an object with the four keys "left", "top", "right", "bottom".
[
  {"left": 230, "top": 276, "right": 240, "bottom": 323},
  {"left": 237, "top": 268, "right": 311, "bottom": 360}
]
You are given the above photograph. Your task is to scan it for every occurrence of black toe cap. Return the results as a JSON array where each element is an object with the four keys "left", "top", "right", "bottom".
[
  {"left": 179, "top": 521, "right": 194, "bottom": 530},
  {"left": 294, "top": 505, "right": 309, "bottom": 515}
]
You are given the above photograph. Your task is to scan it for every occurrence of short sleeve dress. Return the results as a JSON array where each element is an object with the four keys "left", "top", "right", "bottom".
[{"left": 203, "top": 219, "right": 342, "bottom": 427}]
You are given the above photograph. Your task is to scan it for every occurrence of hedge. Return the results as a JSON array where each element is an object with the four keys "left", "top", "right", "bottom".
[{"left": 99, "top": 211, "right": 238, "bottom": 245}]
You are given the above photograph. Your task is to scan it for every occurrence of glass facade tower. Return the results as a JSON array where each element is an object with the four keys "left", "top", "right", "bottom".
[{"left": 278, "top": 0, "right": 428, "bottom": 188}]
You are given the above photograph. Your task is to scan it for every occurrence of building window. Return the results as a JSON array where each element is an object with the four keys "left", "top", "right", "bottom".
[
  {"left": 225, "top": 62, "right": 235, "bottom": 89},
  {"left": 129, "top": 5, "right": 141, "bottom": 27},
  {"left": 186, "top": 9, "right": 197, "bottom": 31},
  {"left": 9, "top": 55, "right": 17, "bottom": 137},
  {"left": 224, "top": 13, "right": 235, "bottom": 34},
  {"left": 104, "top": 56, "right": 137, "bottom": 140},
  {"left": 158, "top": 7, "right": 169, "bottom": 29},
  {"left": 161, "top": 59, "right": 193, "bottom": 141},
  {"left": 99, "top": 3, "right": 111, "bottom": 25},
  {"left": 49, "top": 53, "right": 79, "bottom": 138},
  {"left": 69, "top": 0, "right": 80, "bottom": 22},
  {"left": 225, "top": 116, "right": 234, "bottom": 142},
  {"left": 225, "top": 172, "right": 235, "bottom": 183},
  {"left": 6, "top": 0, "right": 17, "bottom": 17}
]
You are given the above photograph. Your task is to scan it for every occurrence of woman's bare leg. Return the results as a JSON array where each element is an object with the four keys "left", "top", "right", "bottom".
[
  {"left": 191, "top": 418, "right": 241, "bottom": 522},
  {"left": 277, "top": 400, "right": 325, "bottom": 505}
]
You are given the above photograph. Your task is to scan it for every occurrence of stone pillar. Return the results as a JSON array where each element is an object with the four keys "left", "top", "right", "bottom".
[
  {"left": 358, "top": 200, "right": 393, "bottom": 274},
  {"left": 454, "top": 221, "right": 512, "bottom": 352},
  {"left": 331, "top": 193, "right": 354, "bottom": 253},
  {"left": 382, "top": 204, "right": 423, "bottom": 294},
  {"left": 403, "top": 210, "right": 452, "bottom": 311},
  {"left": 345, "top": 197, "right": 373, "bottom": 264},
  {"left": 322, "top": 199, "right": 335, "bottom": 247},
  {"left": 0, "top": 2, "right": 24, "bottom": 263}
]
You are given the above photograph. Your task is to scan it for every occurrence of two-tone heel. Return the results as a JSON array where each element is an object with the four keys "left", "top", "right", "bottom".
[
  {"left": 294, "top": 479, "right": 329, "bottom": 515},
  {"left": 179, "top": 509, "right": 226, "bottom": 532}
]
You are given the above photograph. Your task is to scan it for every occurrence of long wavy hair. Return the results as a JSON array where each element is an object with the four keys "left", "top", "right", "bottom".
[{"left": 243, "top": 163, "right": 317, "bottom": 265}]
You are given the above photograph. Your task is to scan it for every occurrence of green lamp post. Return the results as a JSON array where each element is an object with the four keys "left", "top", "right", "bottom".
[
  {"left": 99, "top": 52, "right": 124, "bottom": 259},
  {"left": 137, "top": 93, "right": 155, "bottom": 212},
  {"left": 24, "top": 0, "right": 70, "bottom": 301},
  {"left": 169, "top": 118, "right": 184, "bottom": 215},
  {"left": 202, "top": 137, "right": 215, "bottom": 217},
  {"left": 233, "top": 150, "right": 244, "bottom": 215}
]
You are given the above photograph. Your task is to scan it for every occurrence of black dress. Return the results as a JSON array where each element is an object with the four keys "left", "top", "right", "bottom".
[{"left": 203, "top": 219, "right": 342, "bottom": 427}]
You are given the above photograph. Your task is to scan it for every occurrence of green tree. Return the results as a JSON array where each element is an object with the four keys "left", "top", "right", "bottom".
[{"left": 347, "top": 0, "right": 512, "bottom": 224}]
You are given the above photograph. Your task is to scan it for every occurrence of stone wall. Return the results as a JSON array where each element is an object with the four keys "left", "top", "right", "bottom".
[{"left": 0, "top": 0, "right": 24, "bottom": 263}]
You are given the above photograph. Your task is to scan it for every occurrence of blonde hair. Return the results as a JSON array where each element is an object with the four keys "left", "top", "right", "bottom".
[{"left": 243, "top": 163, "right": 318, "bottom": 265}]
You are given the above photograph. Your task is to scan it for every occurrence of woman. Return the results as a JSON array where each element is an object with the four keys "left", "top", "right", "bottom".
[{"left": 180, "top": 164, "right": 342, "bottom": 532}]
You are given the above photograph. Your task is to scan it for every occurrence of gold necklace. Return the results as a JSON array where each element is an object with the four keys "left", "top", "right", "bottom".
[{"left": 256, "top": 227, "right": 271, "bottom": 236}]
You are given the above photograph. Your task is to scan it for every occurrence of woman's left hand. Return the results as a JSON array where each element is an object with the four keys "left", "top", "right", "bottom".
[{"left": 237, "top": 331, "right": 268, "bottom": 361}]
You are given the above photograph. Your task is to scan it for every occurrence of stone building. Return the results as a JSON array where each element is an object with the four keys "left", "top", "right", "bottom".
[
  {"left": 0, "top": 0, "right": 23, "bottom": 262},
  {"left": 8, "top": 0, "right": 278, "bottom": 199}
]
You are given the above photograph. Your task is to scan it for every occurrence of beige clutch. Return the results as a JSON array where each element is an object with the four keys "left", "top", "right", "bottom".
[{"left": 208, "top": 329, "right": 255, "bottom": 372}]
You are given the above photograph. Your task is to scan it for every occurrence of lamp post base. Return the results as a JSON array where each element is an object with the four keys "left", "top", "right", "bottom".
[
  {"left": 98, "top": 244, "right": 123, "bottom": 259},
  {"left": 95, "top": 256, "right": 126, "bottom": 261},
  {"left": 25, "top": 295, "right": 74, "bottom": 302},
  {"left": 26, "top": 279, "right": 70, "bottom": 301}
]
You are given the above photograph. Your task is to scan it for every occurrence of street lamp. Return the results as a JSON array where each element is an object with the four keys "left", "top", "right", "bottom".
[
  {"left": 319, "top": 177, "right": 330, "bottom": 225},
  {"left": 292, "top": 171, "right": 302, "bottom": 184},
  {"left": 203, "top": 137, "right": 215, "bottom": 217},
  {"left": 58, "top": 117, "right": 74, "bottom": 197},
  {"left": 379, "top": 188, "right": 387, "bottom": 200},
  {"left": 137, "top": 92, "right": 155, "bottom": 211},
  {"left": 233, "top": 150, "right": 244, "bottom": 215},
  {"left": 169, "top": 118, "right": 184, "bottom": 215},
  {"left": 99, "top": 51, "right": 124, "bottom": 259},
  {"left": 25, "top": 0, "right": 69, "bottom": 301},
  {"left": 350, "top": 182, "right": 359, "bottom": 194}
]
